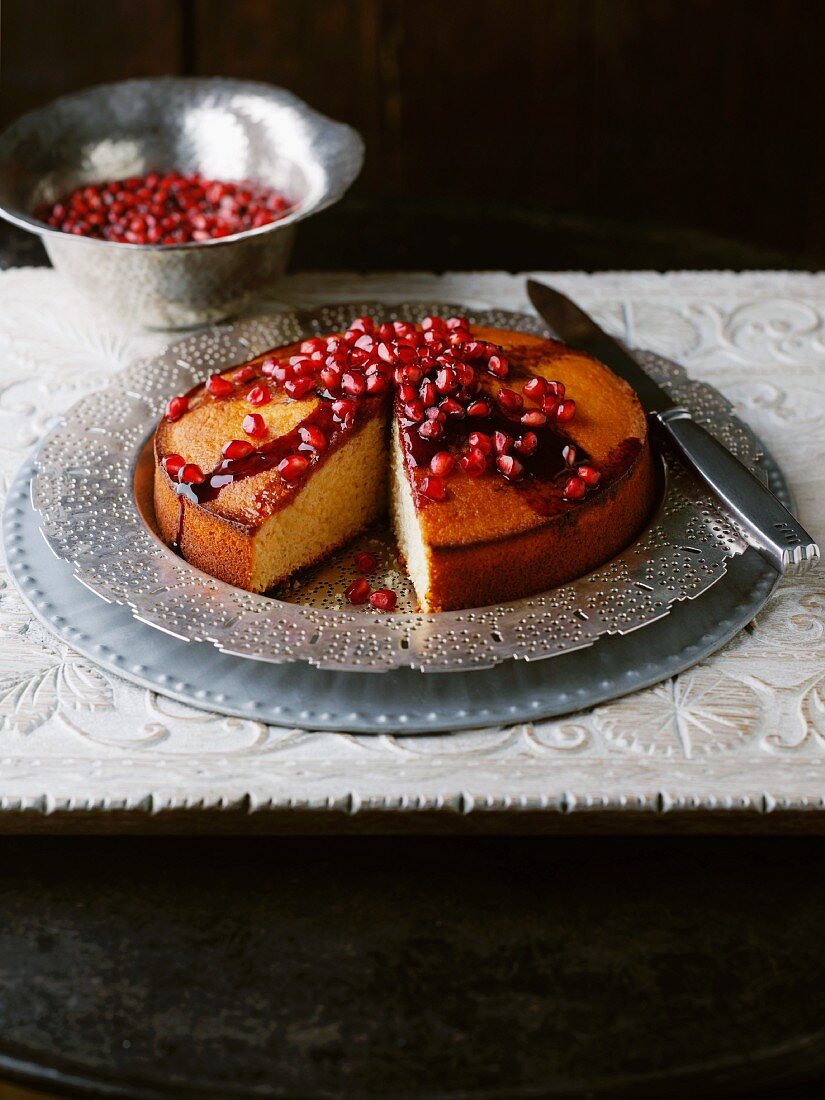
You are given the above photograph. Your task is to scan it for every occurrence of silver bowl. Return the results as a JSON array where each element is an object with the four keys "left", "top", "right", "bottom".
[{"left": 0, "top": 77, "right": 364, "bottom": 328}]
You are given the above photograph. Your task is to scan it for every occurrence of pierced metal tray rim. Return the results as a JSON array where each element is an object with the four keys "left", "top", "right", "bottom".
[{"left": 30, "top": 301, "right": 760, "bottom": 673}]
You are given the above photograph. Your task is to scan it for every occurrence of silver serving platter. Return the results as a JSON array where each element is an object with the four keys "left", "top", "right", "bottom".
[
  {"left": 7, "top": 453, "right": 783, "bottom": 733},
  {"left": 31, "top": 303, "right": 761, "bottom": 673}
]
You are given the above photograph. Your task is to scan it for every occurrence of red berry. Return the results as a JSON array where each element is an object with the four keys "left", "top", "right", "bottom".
[
  {"left": 345, "top": 577, "right": 371, "bottom": 605},
  {"left": 161, "top": 453, "right": 185, "bottom": 477},
  {"left": 421, "top": 475, "right": 448, "bottom": 501},
  {"left": 354, "top": 551, "right": 379, "bottom": 574},
  {"left": 206, "top": 374, "right": 234, "bottom": 397},
  {"left": 180, "top": 462, "right": 205, "bottom": 484},
  {"left": 369, "top": 588, "right": 398, "bottom": 612},
  {"left": 277, "top": 454, "right": 310, "bottom": 483},
  {"left": 563, "top": 476, "right": 586, "bottom": 500},
  {"left": 242, "top": 413, "right": 267, "bottom": 438},
  {"left": 221, "top": 439, "right": 254, "bottom": 460},
  {"left": 459, "top": 449, "right": 487, "bottom": 477},
  {"left": 497, "top": 387, "right": 523, "bottom": 412},
  {"left": 468, "top": 431, "right": 492, "bottom": 455},
  {"left": 165, "top": 395, "right": 188, "bottom": 421},
  {"left": 514, "top": 431, "right": 538, "bottom": 456},
  {"left": 578, "top": 465, "right": 600, "bottom": 486},
  {"left": 284, "top": 377, "right": 315, "bottom": 400},
  {"left": 246, "top": 384, "right": 271, "bottom": 406},
  {"left": 494, "top": 431, "right": 513, "bottom": 455},
  {"left": 496, "top": 454, "right": 524, "bottom": 481},
  {"left": 523, "top": 377, "right": 548, "bottom": 400},
  {"left": 430, "top": 451, "right": 455, "bottom": 476},
  {"left": 298, "top": 424, "right": 327, "bottom": 451}
]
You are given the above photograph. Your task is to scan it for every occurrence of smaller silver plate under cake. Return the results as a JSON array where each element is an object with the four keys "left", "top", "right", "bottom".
[
  {"left": 6, "top": 456, "right": 783, "bottom": 733},
  {"left": 31, "top": 304, "right": 761, "bottom": 673}
]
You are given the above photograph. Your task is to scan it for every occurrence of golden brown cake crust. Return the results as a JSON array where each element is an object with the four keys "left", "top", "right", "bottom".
[{"left": 153, "top": 322, "right": 655, "bottom": 608}]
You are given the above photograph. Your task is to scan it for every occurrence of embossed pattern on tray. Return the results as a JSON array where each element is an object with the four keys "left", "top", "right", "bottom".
[{"left": 30, "top": 303, "right": 759, "bottom": 672}]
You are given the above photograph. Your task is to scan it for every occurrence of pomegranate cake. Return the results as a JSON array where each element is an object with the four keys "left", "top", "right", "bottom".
[{"left": 154, "top": 315, "right": 655, "bottom": 611}]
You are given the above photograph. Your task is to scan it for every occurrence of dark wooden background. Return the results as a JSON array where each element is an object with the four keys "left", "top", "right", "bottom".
[{"left": 1, "top": 0, "right": 823, "bottom": 268}]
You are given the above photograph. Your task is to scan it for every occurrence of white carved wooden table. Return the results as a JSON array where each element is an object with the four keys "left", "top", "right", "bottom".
[{"left": 0, "top": 269, "right": 823, "bottom": 830}]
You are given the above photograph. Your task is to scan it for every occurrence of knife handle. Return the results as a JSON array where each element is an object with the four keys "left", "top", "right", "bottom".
[{"left": 655, "top": 409, "right": 820, "bottom": 575}]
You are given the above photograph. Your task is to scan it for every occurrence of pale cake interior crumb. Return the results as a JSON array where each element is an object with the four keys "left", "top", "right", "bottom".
[{"left": 251, "top": 416, "right": 388, "bottom": 593}]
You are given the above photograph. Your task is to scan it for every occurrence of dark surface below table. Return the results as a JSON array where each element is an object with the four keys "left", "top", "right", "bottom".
[{"left": 1, "top": 837, "right": 825, "bottom": 1099}]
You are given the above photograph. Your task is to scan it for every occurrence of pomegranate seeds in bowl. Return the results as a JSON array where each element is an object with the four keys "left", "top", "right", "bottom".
[{"left": 38, "top": 170, "right": 293, "bottom": 246}]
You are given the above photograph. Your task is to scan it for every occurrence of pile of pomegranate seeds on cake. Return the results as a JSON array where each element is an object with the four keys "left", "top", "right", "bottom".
[{"left": 39, "top": 171, "right": 292, "bottom": 245}]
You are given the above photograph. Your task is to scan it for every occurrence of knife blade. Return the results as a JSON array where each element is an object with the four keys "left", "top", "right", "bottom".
[{"left": 526, "top": 279, "right": 820, "bottom": 576}]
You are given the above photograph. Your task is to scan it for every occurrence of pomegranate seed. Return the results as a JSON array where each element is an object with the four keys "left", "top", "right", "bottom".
[
  {"left": 487, "top": 354, "right": 509, "bottom": 378},
  {"left": 332, "top": 399, "right": 356, "bottom": 424},
  {"left": 345, "top": 577, "right": 371, "bottom": 604},
  {"left": 354, "top": 551, "right": 379, "bottom": 574},
  {"left": 563, "top": 476, "right": 586, "bottom": 500},
  {"left": 277, "top": 454, "right": 310, "bottom": 483},
  {"left": 523, "top": 377, "right": 548, "bottom": 400},
  {"left": 562, "top": 444, "right": 577, "bottom": 467},
  {"left": 420, "top": 381, "right": 438, "bottom": 407},
  {"left": 299, "top": 424, "right": 327, "bottom": 451},
  {"left": 435, "top": 367, "right": 457, "bottom": 393},
  {"left": 369, "top": 588, "right": 398, "bottom": 611},
  {"left": 521, "top": 410, "right": 547, "bottom": 427},
  {"left": 468, "top": 431, "right": 492, "bottom": 455},
  {"left": 348, "top": 315, "right": 374, "bottom": 335},
  {"left": 439, "top": 398, "right": 465, "bottom": 418},
  {"left": 466, "top": 400, "right": 491, "bottom": 417},
  {"left": 555, "top": 399, "right": 576, "bottom": 423},
  {"left": 342, "top": 372, "right": 366, "bottom": 397},
  {"left": 399, "top": 383, "right": 418, "bottom": 404},
  {"left": 496, "top": 454, "right": 524, "bottom": 481},
  {"left": 541, "top": 394, "right": 560, "bottom": 415},
  {"left": 546, "top": 380, "right": 566, "bottom": 398},
  {"left": 422, "top": 315, "right": 447, "bottom": 335},
  {"left": 418, "top": 419, "right": 444, "bottom": 441},
  {"left": 454, "top": 362, "right": 475, "bottom": 385},
  {"left": 242, "top": 413, "right": 267, "bottom": 438},
  {"left": 430, "top": 451, "right": 455, "bottom": 476},
  {"left": 494, "top": 430, "right": 514, "bottom": 455},
  {"left": 292, "top": 358, "right": 318, "bottom": 378},
  {"left": 161, "top": 453, "right": 185, "bottom": 477},
  {"left": 446, "top": 315, "right": 469, "bottom": 331},
  {"left": 300, "top": 337, "right": 326, "bottom": 355},
  {"left": 497, "top": 387, "right": 523, "bottom": 412},
  {"left": 515, "top": 431, "right": 538, "bottom": 456},
  {"left": 39, "top": 171, "right": 292, "bottom": 246},
  {"left": 578, "top": 465, "right": 600, "bottom": 486},
  {"left": 271, "top": 362, "right": 293, "bottom": 383},
  {"left": 233, "top": 365, "right": 256, "bottom": 384},
  {"left": 421, "top": 475, "right": 448, "bottom": 501},
  {"left": 205, "top": 374, "right": 231, "bottom": 400},
  {"left": 221, "top": 439, "right": 254, "bottom": 460},
  {"left": 366, "top": 372, "right": 389, "bottom": 395},
  {"left": 180, "top": 462, "right": 205, "bottom": 484},
  {"left": 403, "top": 400, "right": 425, "bottom": 423},
  {"left": 247, "top": 384, "right": 271, "bottom": 407},
  {"left": 284, "top": 377, "right": 315, "bottom": 399},
  {"left": 462, "top": 341, "right": 486, "bottom": 359},
  {"left": 460, "top": 449, "right": 488, "bottom": 477},
  {"left": 320, "top": 365, "right": 343, "bottom": 391},
  {"left": 165, "top": 395, "right": 188, "bottom": 421}
]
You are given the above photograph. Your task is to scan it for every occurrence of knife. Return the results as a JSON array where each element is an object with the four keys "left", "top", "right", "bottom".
[{"left": 526, "top": 279, "right": 820, "bottom": 575}]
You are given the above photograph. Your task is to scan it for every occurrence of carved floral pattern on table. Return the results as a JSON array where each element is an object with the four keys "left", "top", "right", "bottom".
[{"left": 0, "top": 270, "right": 823, "bottom": 813}]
